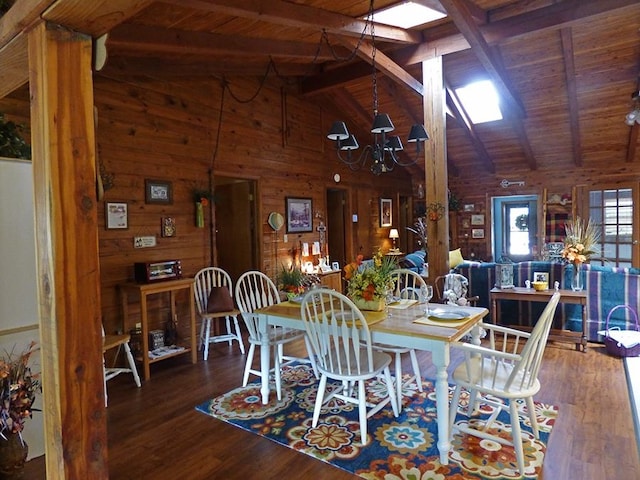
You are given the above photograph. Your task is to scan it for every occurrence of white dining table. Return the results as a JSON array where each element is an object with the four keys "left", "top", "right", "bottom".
[{"left": 256, "top": 299, "right": 489, "bottom": 464}]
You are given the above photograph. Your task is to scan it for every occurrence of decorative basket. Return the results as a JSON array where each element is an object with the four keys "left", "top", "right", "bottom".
[{"left": 604, "top": 305, "right": 640, "bottom": 357}]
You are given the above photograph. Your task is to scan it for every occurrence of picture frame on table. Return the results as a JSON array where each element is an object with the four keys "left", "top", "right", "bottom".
[
  {"left": 472, "top": 228, "right": 484, "bottom": 239},
  {"left": 380, "top": 198, "right": 392, "bottom": 227},
  {"left": 105, "top": 202, "right": 128, "bottom": 229},
  {"left": 471, "top": 214, "right": 485, "bottom": 225},
  {"left": 285, "top": 197, "right": 313, "bottom": 233},
  {"left": 533, "top": 272, "right": 549, "bottom": 283},
  {"left": 145, "top": 179, "right": 173, "bottom": 205}
]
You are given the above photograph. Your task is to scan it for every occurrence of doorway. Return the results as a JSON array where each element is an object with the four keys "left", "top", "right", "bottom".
[
  {"left": 214, "top": 176, "right": 259, "bottom": 283},
  {"left": 327, "top": 188, "right": 347, "bottom": 269},
  {"left": 492, "top": 195, "right": 538, "bottom": 262}
]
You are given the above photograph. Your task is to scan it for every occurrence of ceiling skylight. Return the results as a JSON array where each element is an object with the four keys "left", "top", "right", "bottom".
[
  {"left": 455, "top": 80, "right": 503, "bottom": 124},
  {"left": 369, "top": 2, "right": 447, "bottom": 29}
]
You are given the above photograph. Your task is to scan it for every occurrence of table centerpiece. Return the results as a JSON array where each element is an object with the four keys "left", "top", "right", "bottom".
[
  {"left": 561, "top": 216, "right": 600, "bottom": 291},
  {"left": 343, "top": 249, "right": 397, "bottom": 311}
]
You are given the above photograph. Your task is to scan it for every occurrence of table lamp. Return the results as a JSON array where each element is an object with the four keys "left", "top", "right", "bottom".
[{"left": 389, "top": 228, "right": 399, "bottom": 251}]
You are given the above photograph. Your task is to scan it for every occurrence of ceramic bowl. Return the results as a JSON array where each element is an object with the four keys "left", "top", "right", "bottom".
[{"left": 532, "top": 281, "right": 548, "bottom": 291}]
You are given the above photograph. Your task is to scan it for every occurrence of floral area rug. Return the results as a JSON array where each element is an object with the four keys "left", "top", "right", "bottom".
[{"left": 195, "top": 364, "right": 557, "bottom": 479}]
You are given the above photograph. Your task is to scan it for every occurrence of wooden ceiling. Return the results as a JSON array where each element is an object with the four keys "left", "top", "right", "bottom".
[{"left": 1, "top": 0, "right": 639, "bottom": 178}]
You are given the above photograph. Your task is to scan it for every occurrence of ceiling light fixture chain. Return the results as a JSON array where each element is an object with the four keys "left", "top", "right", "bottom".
[{"left": 326, "top": 0, "right": 429, "bottom": 175}]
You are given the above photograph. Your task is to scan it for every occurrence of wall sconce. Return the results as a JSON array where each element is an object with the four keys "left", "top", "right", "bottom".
[{"left": 389, "top": 228, "right": 399, "bottom": 251}]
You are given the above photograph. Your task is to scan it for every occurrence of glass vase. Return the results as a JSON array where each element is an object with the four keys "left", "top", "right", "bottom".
[
  {"left": 195, "top": 202, "right": 204, "bottom": 228},
  {"left": 571, "top": 263, "right": 583, "bottom": 291}
]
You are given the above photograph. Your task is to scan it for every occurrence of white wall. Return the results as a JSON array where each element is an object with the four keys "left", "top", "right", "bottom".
[{"left": 0, "top": 158, "right": 44, "bottom": 458}]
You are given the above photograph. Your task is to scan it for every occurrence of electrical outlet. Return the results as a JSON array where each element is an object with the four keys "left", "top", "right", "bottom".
[
  {"left": 134, "top": 236, "right": 156, "bottom": 248},
  {"left": 283, "top": 234, "right": 288, "bottom": 242}
]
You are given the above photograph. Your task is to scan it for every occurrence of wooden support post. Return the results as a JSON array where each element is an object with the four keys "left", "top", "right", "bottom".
[
  {"left": 28, "top": 22, "right": 108, "bottom": 479},
  {"left": 422, "top": 57, "right": 449, "bottom": 280}
]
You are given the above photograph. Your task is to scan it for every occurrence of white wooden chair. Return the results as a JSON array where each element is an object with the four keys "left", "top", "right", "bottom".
[
  {"left": 102, "top": 326, "right": 141, "bottom": 407},
  {"left": 368, "top": 268, "right": 424, "bottom": 410},
  {"left": 448, "top": 291, "right": 561, "bottom": 475},
  {"left": 235, "top": 271, "right": 317, "bottom": 400},
  {"left": 193, "top": 267, "right": 245, "bottom": 360},
  {"left": 300, "top": 288, "right": 399, "bottom": 445}
]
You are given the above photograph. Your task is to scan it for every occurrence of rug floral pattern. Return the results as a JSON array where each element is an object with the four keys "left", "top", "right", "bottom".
[{"left": 196, "top": 364, "right": 557, "bottom": 479}]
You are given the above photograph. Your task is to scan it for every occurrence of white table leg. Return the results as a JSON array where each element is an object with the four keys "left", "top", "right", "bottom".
[
  {"left": 259, "top": 314, "right": 271, "bottom": 404},
  {"left": 432, "top": 344, "right": 450, "bottom": 465}
]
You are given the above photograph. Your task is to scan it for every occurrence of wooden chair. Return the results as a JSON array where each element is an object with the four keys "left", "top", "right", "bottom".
[
  {"left": 193, "top": 267, "right": 245, "bottom": 361},
  {"left": 435, "top": 272, "right": 479, "bottom": 306},
  {"left": 102, "top": 326, "right": 141, "bottom": 407},
  {"left": 235, "top": 271, "right": 317, "bottom": 400},
  {"left": 448, "top": 291, "right": 561, "bottom": 476},
  {"left": 300, "top": 288, "right": 399, "bottom": 445},
  {"left": 368, "top": 268, "right": 424, "bottom": 410}
]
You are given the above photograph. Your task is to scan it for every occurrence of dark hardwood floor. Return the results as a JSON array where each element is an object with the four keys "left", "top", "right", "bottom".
[{"left": 24, "top": 334, "right": 639, "bottom": 479}]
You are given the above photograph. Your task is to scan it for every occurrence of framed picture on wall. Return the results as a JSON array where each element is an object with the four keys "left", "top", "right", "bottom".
[
  {"left": 145, "top": 179, "right": 173, "bottom": 204},
  {"left": 472, "top": 228, "right": 484, "bottom": 239},
  {"left": 286, "top": 197, "right": 313, "bottom": 233},
  {"left": 380, "top": 198, "right": 392, "bottom": 227},
  {"left": 105, "top": 202, "right": 128, "bottom": 229},
  {"left": 471, "top": 214, "right": 485, "bottom": 225}
]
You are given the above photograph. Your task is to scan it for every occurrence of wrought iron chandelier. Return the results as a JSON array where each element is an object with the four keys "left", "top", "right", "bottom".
[{"left": 326, "top": 1, "right": 429, "bottom": 175}]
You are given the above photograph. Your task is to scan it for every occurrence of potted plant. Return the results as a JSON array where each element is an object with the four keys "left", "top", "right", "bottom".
[
  {"left": 277, "top": 264, "right": 305, "bottom": 300},
  {"left": 0, "top": 342, "right": 41, "bottom": 479},
  {"left": 0, "top": 113, "right": 30, "bottom": 159}
]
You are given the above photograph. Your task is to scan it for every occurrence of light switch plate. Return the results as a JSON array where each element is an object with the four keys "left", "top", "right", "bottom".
[{"left": 134, "top": 236, "right": 156, "bottom": 248}]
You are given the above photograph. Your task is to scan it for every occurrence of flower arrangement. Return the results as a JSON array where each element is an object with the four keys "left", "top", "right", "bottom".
[
  {"left": 406, "top": 217, "right": 428, "bottom": 253},
  {"left": 344, "top": 249, "right": 396, "bottom": 302},
  {"left": 0, "top": 342, "right": 41, "bottom": 437},
  {"left": 561, "top": 216, "right": 600, "bottom": 265},
  {"left": 277, "top": 264, "right": 305, "bottom": 296},
  {"left": 426, "top": 202, "right": 445, "bottom": 221},
  {"left": 193, "top": 189, "right": 212, "bottom": 206}
]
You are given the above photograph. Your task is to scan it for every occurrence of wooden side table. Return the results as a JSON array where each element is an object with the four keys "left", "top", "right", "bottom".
[
  {"left": 490, "top": 287, "right": 588, "bottom": 351},
  {"left": 119, "top": 277, "right": 197, "bottom": 380}
]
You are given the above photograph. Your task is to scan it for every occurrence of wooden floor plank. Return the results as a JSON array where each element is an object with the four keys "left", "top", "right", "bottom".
[{"left": 23, "top": 337, "right": 640, "bottom": 479}]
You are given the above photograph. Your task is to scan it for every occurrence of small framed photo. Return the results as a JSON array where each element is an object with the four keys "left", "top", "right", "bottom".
[
  {"left": 105, "top": 202, "right": 128, "bottom": 229},
  {"left": 380, "top": 198, "right": 392, "bottom": 227},
  {"left": 471, "top": 214, "right": 485, "bottom": 225},
  {"left": 463, "top": 204, "right": 475, "bottom": 212},
  {"left": 332, "top": 261, "right": 340, "bottom": 271},
  {"left": 145, "top": 179, "right": 173, "bottom": 205},
  {"left": 462, "top": 218, "right": 471, "bottom": 229},
  {"left": 472, "top": 228, "right": 484, "bottom": 239},
  {"left": 286, "top": 197, "right": 313, "bottom": 233},
  {"left": 533, "top": 272, "right": 549, "bottom": 283},
  {"left": 162, "top": 217, "right": 176, "bottom": 237}
]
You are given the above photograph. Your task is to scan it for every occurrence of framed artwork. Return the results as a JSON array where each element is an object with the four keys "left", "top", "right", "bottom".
[
  {"left": 472, "top": 228, "right": 484, "bottom": 239},
  {"left": 462, "top": 218, "right": 471, "bottom": 229},
  {"left": 162, "top": 217, "right": 176, "bottom": 237},
  {"left": 471, "top": 214, "right": 485, "bottom": 225},
  {"left": 380, "top": 198, "right": 392, "bottom": 227},
  {"left": 105, "top": 202, "right": 128, "bottom": 229},
  {"left": 533, "top": 272, "right": 549, "bottom": 283},
  {"left": 285, "top": 197, "right": 313, "bottom": 233},
  {"left": 463, "top": 204, "right": 475, "bottom": 212},
  {"left": 145, "top": 179, "right": 173, "bottom": 204}
]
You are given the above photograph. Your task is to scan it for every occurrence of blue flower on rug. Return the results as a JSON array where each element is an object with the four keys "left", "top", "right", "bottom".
[{"left": 195, "top": 363, "right": 558, "bottom": 479}]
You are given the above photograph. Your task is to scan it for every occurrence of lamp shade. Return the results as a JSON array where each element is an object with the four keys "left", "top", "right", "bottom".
[
  {"left": 384, "top": 136, "right": 403, "bottom": 152},
  {"left": 371, "top": 113, "right": 395, "bottom": 134},
  {"left": 340, "top": 134, "right": 359, "bottom": 151},
  {"left": 327, "top": 121, "right": 349, "bottom": 141},
  {"left": 407, "top": 124, "right": 429, "bottom": 142},
  {"left": 389, "top": 228, "right": 399, "bottom": 239}
]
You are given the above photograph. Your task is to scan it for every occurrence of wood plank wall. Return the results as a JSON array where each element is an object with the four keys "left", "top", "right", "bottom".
[{"left": 90, "top": 74, "right": 411, "bottom": 336}]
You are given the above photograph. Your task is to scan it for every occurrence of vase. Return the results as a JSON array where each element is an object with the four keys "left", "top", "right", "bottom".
[
  {"left": 195, "top": 202, "right": 204, "bottom": 228},
  {"left": 351, "top": 296, "right": 385, "bottom": 312},
  {"left": 0, "top": 433, "right": 28, "bottom": 480},
  {"left": 571, "top": 263, "right": 583, "bottom": 291}
]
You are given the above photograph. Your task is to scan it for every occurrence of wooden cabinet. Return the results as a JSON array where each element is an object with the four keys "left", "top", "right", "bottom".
[{"left": 319, "top": 271, "right": 342, "bottom": 292}]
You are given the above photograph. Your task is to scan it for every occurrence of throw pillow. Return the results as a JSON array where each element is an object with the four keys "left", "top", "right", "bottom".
[
  {"left": 206, "top": 286, "right": 235, "bottom": 313},
  {"left": 449, "top": 248, "right": 464, "bottom": 268}
]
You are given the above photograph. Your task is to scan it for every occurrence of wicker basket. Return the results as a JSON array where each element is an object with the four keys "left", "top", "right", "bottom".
[{"left": 604, "top": 305, "right": 640, "bottom": 357}]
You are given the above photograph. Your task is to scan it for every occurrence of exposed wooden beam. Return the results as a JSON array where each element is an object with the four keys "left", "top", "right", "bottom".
[
  {"left": 158, "top": 0, "right": 422, "bottom": 44},
  {"left": 340, "top": 37, "right": 423, "bottom": 96},
  {"left": 445, "top": 82, "right": 495, "bottom": 173},
  {"left": 0, "top": 33, "right": 28, "bottom": 99},
  {"left": 107, "top": 24, "right": 343, "bottom": 61},
  {"left": 560, "top": 27, "right": 582, "bottom": 167},
  {"left": 439, "top": 0, "right": 526, "bottom": 119}
]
